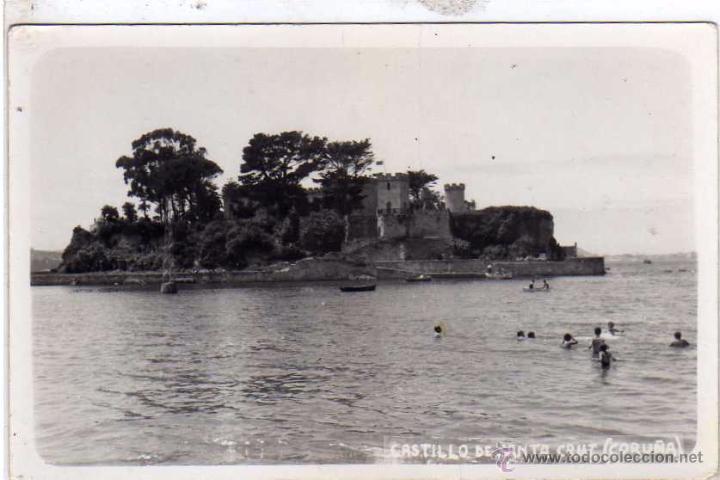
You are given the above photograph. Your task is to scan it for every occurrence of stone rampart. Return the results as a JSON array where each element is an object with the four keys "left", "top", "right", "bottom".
[{"left": 376, "top": 257, "right": 605, "bottom": 278}]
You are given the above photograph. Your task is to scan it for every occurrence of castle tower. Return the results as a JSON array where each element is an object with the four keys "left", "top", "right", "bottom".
[
  {"left": 444, "top": 183, "right": 467, "bottom": 213},
  {"left": 375, "top": 173, "right": 409, "bottom": 213}
]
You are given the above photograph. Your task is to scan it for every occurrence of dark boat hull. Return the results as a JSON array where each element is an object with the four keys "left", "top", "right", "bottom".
[{"left": 340, "top": 285, "right": 376, "bottom": 292}]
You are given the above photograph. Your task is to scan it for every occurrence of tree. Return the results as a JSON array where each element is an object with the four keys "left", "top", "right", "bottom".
[
  {"left": 186, "top": 180, "right": 222, "bottom": 224},
  {"left": 316, "top": 139, "right": 374, "bottom": 215},
  {"left": 122, "top": 202, "right": 138, "bottom": 222},
  {"left": 226, "top": 222, "right": 276, "bottom": 268},
  {"left": 221, "top": 181, "right": 256, "bottom": 219},
  {"left": 100, "top": 205, "right": 120, "bottom": 222},
  {"left": 299, "top": 209, "right": 345, "bottom": 253},
  {"left": 407, "top": 169, "right": 439, "bottom": 203},
  {"left": 138, "top": 200, "right": 150, "bottom": 219},
  {"left": 239, "top": 131, "right": 327, "bottom": 215},
  {"left": 115, "top": 128, "right": 223, "bottom": 225}
]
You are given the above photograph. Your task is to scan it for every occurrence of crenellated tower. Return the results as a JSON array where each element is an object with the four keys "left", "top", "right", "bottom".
[
  {"left": 443, "top": 183, "right": 467, "bottom": 213},
  {"left": 375, "top": 173, "right": 410, "bottom": 213}
]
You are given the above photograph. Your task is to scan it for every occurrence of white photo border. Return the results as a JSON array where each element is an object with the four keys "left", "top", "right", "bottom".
[{"left": 6, "top": 22, "right": 719, "bottom": 480}]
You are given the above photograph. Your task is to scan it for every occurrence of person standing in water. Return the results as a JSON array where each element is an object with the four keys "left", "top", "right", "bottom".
[
  {"left": 562, "top": 333, "right": 578, "bottom": 349},
  {"left": 589, "top": 327, "right": 605, "bottom": 357},
  {"left": 599, "top": 344, "right": 616, "bottom": 369},
  {"left": 670, "top": 331, "right": 690, "bottom": 348},
  {"left": 542, "top": 279, "right": 550, "bottom": 290}
]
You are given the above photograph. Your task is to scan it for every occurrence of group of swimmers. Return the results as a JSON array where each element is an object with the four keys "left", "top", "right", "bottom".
[
  {"left": 521, "top": 321, "right": 691, "bottom": 370},
  {"left": 511, "top": 321, "right": 690, "bottom": 370},
  {"left": 433, "top": 321, "right": 691, "bottom": 370}
]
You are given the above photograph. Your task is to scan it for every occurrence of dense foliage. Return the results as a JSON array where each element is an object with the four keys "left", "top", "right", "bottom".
[
  {"left": 115, "top": 129, "right": 223, "bottom": 224},
  {"left": 450, "top": 206, "right": 565, "bottom": 260},
  {"left": 407, "top": 169, "right": 443, "bottom": 210},
  {"left": 315, "top": 139, "right": 374, "bottom": 215},
  {"left": 299, "top": 210, "right": 346, "bottom": 253},
  {"left": 239, "top": 131, "right": 327, "bottom": 216}
]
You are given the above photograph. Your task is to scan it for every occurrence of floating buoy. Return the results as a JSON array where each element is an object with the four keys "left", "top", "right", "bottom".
[{"left": 160, "top": 281, "right": 178, "bottom": 294}]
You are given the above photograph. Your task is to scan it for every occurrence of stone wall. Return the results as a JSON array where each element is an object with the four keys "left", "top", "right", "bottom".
[
  {"left": 377, "top": 212, "right": 409, "bottom": 239},
  {"left": 346, "top": 214, "right": 378, "bottom": 242},
  {"left": 32, "top": 257, "right": 605, "bottom": 285},
  {"left": 375, "top": 210, "right": 452, "bottom": 241},
  {"left": 31, "top": 258, "right": 377, "bottom": 286},
  {"left": 343, "top": 238, "right": 453, "bottom": 263},
  {"left": 562, "top": 244, "right": 578, "bottom": 258},
  {"left": 408, "top": 210, "right": 452, "bottom": 239},
  {"left": 376, "top": 257, "right": 605, "bottom": 278}
]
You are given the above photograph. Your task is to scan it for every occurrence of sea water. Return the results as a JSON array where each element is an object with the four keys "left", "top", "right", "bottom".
[{"left": 31, "top": 258, "right": 697, "bottom": 465}]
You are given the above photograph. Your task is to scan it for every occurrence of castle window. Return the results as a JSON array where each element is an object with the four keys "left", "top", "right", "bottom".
[
  {"left": 386, "top": 201, "right": 392, "bottom": 212},
  {"left": 387, "top": 182, "right": 391, "bottom": 190}
]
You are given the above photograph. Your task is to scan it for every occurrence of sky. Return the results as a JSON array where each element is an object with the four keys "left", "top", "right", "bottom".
[{"left": 29, "top": 45, "right": 694, "bottom": 255}]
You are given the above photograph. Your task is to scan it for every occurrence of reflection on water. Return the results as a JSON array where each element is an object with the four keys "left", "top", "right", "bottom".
[{"left": 32, "top": 260, "right": 697, "bottom": 465}]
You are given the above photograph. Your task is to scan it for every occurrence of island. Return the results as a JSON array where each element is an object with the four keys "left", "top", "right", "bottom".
[{"left": 31, "top": 128, "right": 604, "bottom": 286}]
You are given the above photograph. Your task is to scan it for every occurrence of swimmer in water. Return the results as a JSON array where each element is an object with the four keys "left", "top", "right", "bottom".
[
  {"left": 527, "top": 331, "right": 536, "bottom": 339},
  {"left": 608, "top": 321, "right": 624, "bottom": 335},
  {"left": 669, "top": 331, "right": 690, "bottom": 348},
  {"left": 434, "top": 325, "right": 443, "bottom": 338},
  {"left": 517, "top": 330, "right": 526, "bottom": 340},
  {"left": 589, "top": 327, "right": 605, "bottom": 357},
  {"left": 562, "top": 333, "right": 578, "bottom": 349},
  {"left": 599, "top": 344, "right": 616, "bottom": 369}
]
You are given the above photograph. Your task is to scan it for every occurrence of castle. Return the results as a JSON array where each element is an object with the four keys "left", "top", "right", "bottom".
[
  {"left": 224, "top": 171, "right": 576, "bottom": 262},
  {"left": 344, "top": 173, "right": 472, "bottom": 247}
]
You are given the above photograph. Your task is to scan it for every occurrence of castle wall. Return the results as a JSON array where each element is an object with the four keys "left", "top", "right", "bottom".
[
  {"left": 375, "top": 210, "right": 452, "bottom": 240},
  {"left": 562, "top": 244, "right": 578, "bottom": 258},
  {"left": 377, "top": 212, "right": 408, "bottom": 239},
  {"left": 346, "top": 214, "right": 378, "bottom": 242},
  {"left": 376, "top": 175, "right": 409, "bottom": 212},
  {"left": 341, "top": 237, "right": 453, "bottom": 262},
  {"left": 407, "top": 210, "right": 452, "bottom": 239}
]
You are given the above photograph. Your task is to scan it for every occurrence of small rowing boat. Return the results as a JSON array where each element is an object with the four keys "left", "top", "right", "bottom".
[
  {"left": 340, "top": 284, "right": 376, "bottom": 292},
  {"left": 406, "top": 274, "right": 432, "bottom": 282}
]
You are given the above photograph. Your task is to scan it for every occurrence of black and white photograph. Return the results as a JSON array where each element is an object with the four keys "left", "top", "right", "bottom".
[{"left": 7, "top": 21, "right": 718, "bottom": 480}]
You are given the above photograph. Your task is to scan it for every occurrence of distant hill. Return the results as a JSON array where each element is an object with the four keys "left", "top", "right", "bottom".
[
  {"left": 31, "top": 249, "right": 63, "bottom": 272},
  {"left": 606, "top": 252, "right": 697, "bottom": 263}
]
